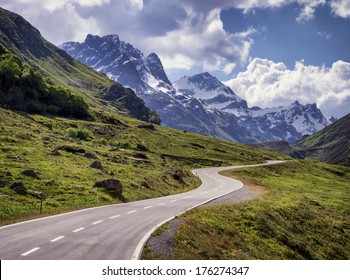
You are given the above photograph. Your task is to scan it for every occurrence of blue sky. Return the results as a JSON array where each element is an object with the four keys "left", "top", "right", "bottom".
[{"left": 1, "top": 0, "right": 350, "bottom": 117}]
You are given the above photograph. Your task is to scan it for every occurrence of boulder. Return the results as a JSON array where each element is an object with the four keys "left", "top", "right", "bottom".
[
  {"left": 57, "top": 145, "right": 86, "bottom": 154},
  {"left": 21, "top": 169, "right": 39, "bottom": 179},
  {"left": 84, "top": 152, "right": 98, "bottom": 159},
  {"left": 90, "top": 160, "right": 103, "bottom": 169},
  {"left": 10, "top": 182, "right": 27, "bottom": 194},
  {"left": 50, "top": 150, "right": 61, "bottom": 156},
  {"left": 137, "top": 124, "right": 155, "bottom": 131},
  {"left": 93, "top": 179, "right": 123, "bottom": 193}
]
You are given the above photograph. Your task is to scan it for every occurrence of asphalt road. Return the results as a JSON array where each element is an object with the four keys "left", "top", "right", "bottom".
[{"left": 0, "top": 160, "right": 284, "bottom": 260}]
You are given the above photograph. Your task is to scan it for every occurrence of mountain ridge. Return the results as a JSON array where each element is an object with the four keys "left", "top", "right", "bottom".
[
  {"left": 61, "top": 33, "right": 331, "bottom": 144},
  {"left": 0, "top": 7, "right": 159, "bottom": 124}
]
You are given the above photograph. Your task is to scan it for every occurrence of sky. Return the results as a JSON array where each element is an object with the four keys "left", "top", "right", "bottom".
[{"left": 1, "top": 0, "right": 350, "bottom": 118}]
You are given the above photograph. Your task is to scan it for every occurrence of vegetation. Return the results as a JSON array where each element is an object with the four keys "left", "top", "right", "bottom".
[
  {"left": 0, "top": 7, "right": 159, "bottom": 124},
  {"left": 143, "top": 160, "right": 350, "bottom": 259},
  {"left": 0, "top": 108, "right": 286, "bottom": 225},
  {"left": 0, "top": 44, "right": 90, "bottom": 119},
  {"left": 293, "top": 113, "right": 350, "bottom": 166}
]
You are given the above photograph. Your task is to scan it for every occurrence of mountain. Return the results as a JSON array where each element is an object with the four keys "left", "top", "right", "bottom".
[
  {"left": 61, "top": 34, "right": 257, "bottom": 143},
  {"left": 174, "top": 74, "right": 330, "bottom": 143},
  {"left": 61, "top": 34, "right": 330, "bottom": 144},
  {"left": 292, "top": 113, "right": 350, "bottom": 166},
  {"left": 0, "top": 7, "right": 159, "bottom": 123}
]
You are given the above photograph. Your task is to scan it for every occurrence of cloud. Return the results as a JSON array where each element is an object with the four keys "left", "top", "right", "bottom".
[
  {"left": 225, "top": 58, "right": 350, "bottom": 118},
  {"left": 1, "top": 0, "right": 348, "bottom": 76},
  {"left": 330, "top": 0, "right": 350, "bottom": 18}
]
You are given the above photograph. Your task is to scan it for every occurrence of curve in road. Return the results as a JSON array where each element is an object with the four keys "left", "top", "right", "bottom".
[{"left": 0, "top": 160, "right": 285, "bottom": 260}]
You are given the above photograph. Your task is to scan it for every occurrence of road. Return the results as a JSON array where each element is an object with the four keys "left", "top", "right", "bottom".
[{"left": 0, "top": 160, "right": 284, "bottom": 260}]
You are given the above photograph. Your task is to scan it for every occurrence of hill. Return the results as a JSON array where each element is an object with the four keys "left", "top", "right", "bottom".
[
  {"left": 0, "top": 7, "right": 159, "bottom": 123},
  {"left": 293, "top": 113, "right": 350, "bottom": 166}
]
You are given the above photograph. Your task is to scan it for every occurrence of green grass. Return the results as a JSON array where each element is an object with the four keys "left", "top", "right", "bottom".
[
  {"left": 143, "top": 160, "right": 350, "bottom": 260},
  {"left": 0, "top": 108, "right": 287, "bottom": 225}
]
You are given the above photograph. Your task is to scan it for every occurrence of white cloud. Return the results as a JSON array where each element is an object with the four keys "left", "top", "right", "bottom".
[
  {"left": 225, "top": 58, "right": 350, "bottom": 118},
  {"left": 330, "top": 0, "right": 350, "bottom": 18},
  {"left": 1, "top": 0, "right": 348, "bottom": 77}
]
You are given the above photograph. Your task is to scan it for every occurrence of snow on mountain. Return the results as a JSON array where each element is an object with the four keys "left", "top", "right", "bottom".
[{"left": 60, "top": 34, "right": 331, "bottom": 144}]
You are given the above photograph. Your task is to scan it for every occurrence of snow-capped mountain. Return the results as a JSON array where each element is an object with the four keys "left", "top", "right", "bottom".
[
  {"left": 60, "top": 34, "right": 331, "bottom": 143},
  {"left": 174, "top": 72, "right": 248, "bottom": 114}
]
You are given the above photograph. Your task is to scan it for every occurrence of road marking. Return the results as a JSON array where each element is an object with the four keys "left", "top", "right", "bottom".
[
  {"left": 183, "top": 195, "right": 193, "bottom": 199},
  {"left": 143, "top": 206, "right": 152, "bottom": 209},
  {"left": 110, "top": 215, "right": 120, "bottom": 219},
  {"left": 214, "top": 188, "right": 218, "bottom": 191},
  {"left": 21, "top": 247, "right": 40, "bottom": 256},
  {"left": 73, "top": 227, "right": 85, "bottom": 233},
  {"left": 200, "top": 191, "right": 208, "bottom": 195},
  {"left": 92, "top": 220, "right": 103, "bottom": 225},
  {"left": 127, "top": 210, "right": 137, "bottom": 214},
  {"left": 158, "top": 203, "right": 166, "bottom": 206},
  {"left": 170, "top": 199, "right": 177, "bottom": 203},
  {"left": 50, "top": 236, "right": 65, "bottom": 243}
]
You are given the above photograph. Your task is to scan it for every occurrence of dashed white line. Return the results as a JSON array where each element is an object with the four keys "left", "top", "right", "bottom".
[
  {"left": 200, "top": 191, "right": 208, "bottom": 195},
  {"left": 143, "top": 206, "right": 152, "bottom": 209},
  {"left": 171, "top": 199, "right": 177, "bottom": 203},
  {"left": 92, "top": 220, "right": 103, "bottom": 225},
  {"left": 21, "top": 247, "right": 40, "bottom": 256},
  {"left": 73, "top": 227, "right": 85, "bottom": 233},
  {"left": 127, "top": 210, "right": 137, "bottom": 214},
  {"left": 110, "top": 215, "right": 120, "bottom": 219},
  {"left": 214, "top": 188, "right": 218, "bottom": 191},
  {"left": 183, "top": 195, "right": 193, "bottom": 199},
  {"left": 50, "top": 236, "right": 65, "bottom": 243},
  {"left": 158, "top": 203, "right": 166, "bottom": 206}
]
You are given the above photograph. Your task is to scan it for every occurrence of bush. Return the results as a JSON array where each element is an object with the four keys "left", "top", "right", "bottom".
[{"left": 66, "top": 128, "right": 91, "bottom": 141}]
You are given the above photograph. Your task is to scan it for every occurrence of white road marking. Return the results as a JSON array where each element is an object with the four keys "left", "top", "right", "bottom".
[
  {"left": 171, "top": 200, "right": 177, "bottom": 203},
  {"left": 21, "top": 247, "right": 40, "bottom": 256},
  {"left": 110, "top": 215, "right": 120, "bottom": 219},
  {"left": 143, "top": 206, "right": 152, "bottom": 209},
  {"left": 200, "top": 191, "right": 208, "bottom": 195},
  {"left": 127, "top": 210, "right": 137, "bottom": 214},
  {"left": 50, "top": 236, "right": 65, "bottom": 243},
  {"left": 92, "top": 220, "right": 103, "bottom": 225},
  {"left": 183, "top": 195, "right": 193, "bottom": 199},
  {"left": 214, "top": 188, "right": 218, "bottom": 191},
  {"left": 73, "top": 227, "right": 85, "bottom": 233},
  {"left": 158, "top": 203, "right": 166, "bottom": 206}
]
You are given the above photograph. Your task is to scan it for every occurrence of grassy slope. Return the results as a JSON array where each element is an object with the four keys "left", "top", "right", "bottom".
[
  {"left": 144, "top": 160, "right": 350, "bottom": 259},
  {"left": 293, "top": 113, "right": 350, "bottom": 166},
  {"left": 0, "top": 7, "right": 158, "bottom": 123},
  {"left": 0, "top": 108, "right": 287, "bottom": 225}
]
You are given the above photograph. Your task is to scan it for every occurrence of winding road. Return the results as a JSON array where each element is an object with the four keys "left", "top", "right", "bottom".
[{"left": 0, "top": 160, "right": 284, "bottom": 260}]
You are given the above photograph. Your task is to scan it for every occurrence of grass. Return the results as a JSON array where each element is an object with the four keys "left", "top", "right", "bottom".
[
  {"left": 143, "top": 160, "right": 350, "bottom": 260},
  {"left": 0, "top": 108, "right": 287, "bottom": 225}
]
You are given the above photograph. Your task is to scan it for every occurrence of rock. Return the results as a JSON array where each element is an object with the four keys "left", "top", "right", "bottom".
[
  {"left": 0, "top": 180, "right": 6, "bottom": 187},
  {"left": 57, "top": 145, "right": 86, "bottom": 154},
  {"left": 162, "top": 169, "right": 185, "bottom": 182},
  {"left": 10, "top": 182, "right": 27, "bottom": 194},
  {"left": 137, "top": 124, "right": 156, "bottom": 130},
  {"left": 21, "top": 169, "right": 39, "bottom": 179},
  {"left": 93, "top": 179, "right": 123, "bottom": 193},
  {"left": 50, "top": 150, "right": 61, "bottom": 156},
  {"left": 90, "top": 160, "right": 103, "bottom": 169},
  {"left": 136, "top": 143, "right": 149, "bottom": 152},
  {"left": 84, "top": 152, "right": 98, "bottom": 159},
  {"left": 28, "top": 190, "right": 46, "bottom": 199}
]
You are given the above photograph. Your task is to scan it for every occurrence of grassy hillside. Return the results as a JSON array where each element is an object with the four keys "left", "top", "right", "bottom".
[
  {"left": 0, "top": 7, "right": 159, "bottom": 123},
  {"left": 0, "top": 108, "right": 286, "bottom": 225},
  {"left": 143, "top": 160, "right": 350, "bottom": 259},
  {"left": 293, "top": 113, "right": 350, "bottom": 166}
]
